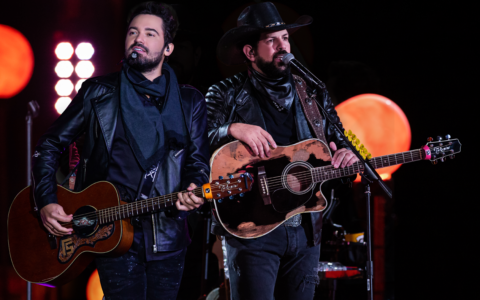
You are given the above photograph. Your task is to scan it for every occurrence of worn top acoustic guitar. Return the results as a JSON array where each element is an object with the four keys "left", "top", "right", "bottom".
[{"left": 209, "top": 137, "right": 461, "bottom": 239}]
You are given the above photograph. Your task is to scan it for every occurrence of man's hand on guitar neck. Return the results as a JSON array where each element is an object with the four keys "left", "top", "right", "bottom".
[
  {"left": 176, "top": 183, "right": 204, "bottom": 211},
  {"left": 228, "top": 123, "right": 277, "bottom": 158},
  {"left": 40, "top": 204, "right": 73, "bottom": 236},
  {"left": 330, "top": 142, "right": 359, "bottom": 168}
]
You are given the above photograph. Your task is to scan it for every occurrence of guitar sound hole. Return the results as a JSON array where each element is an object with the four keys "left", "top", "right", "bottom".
[
  {"left": 72, "top": 206, "right": 98, "bottom": 237},
  {"left": 283, "top": 163, "right": 314, "bottom": 195}
]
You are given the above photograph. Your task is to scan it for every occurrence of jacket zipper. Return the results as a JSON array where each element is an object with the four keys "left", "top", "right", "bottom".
[{"left": 151, "top": 214, "right": 157, "bottom": 253}]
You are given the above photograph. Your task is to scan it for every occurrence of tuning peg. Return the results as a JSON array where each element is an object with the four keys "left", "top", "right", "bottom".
[
  {"left": 229, "top": 195, "right": 234, "bottom": 200},
  {"left": 229, "top": 174, "right": 234, "bottom": 179},
  {"left": 436, "top": 136, "right": 443, "bottom": 141},
  {"left": 218, "top": 198, "right": 223, "bottom": 203},
  {"left": 449, "top": 155, "right": 455, "bottom": 159},
  {"left": 239, "top": 193, "right": 245, "bottom": 197},
  {"left": 427, "top": 137, "right": 433, "bottom": 142},
  {"left": 431, "top": 160, "right": 438, "bottom": 165},
  {"left": 440, "top": 157, "right": 445, "bottom": 162},
  {"left": 219, "top": 176, "right": 224, "bottom": 180},
  {"left": 445, "top": 134, "right": 451, "bottom": 139}
]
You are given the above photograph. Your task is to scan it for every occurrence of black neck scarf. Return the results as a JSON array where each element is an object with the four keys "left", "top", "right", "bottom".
[
  {"left": 120, "top": 62, "right": 187, "bottom": 171},
  {"left": 248, "top": 67, "right": 295, "bottom": 111}
]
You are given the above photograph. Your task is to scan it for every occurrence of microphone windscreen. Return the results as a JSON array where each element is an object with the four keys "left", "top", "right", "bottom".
[
  {"left": 131, "top": 52, "right": 138, "bottom": 59},
  {"left": 282, "top": 53, "right": 295, "bottom": 65}
]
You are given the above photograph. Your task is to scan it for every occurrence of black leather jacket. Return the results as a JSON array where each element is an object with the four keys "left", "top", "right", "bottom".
[
  {"left": 32, "top": 71, "right": 210, "bottom": 252},
  {"left": 205, "top": 72, "right": 350, "bottom": 246}
]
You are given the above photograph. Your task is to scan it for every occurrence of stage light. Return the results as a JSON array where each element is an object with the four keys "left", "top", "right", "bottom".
[
  {"left": 86, "top": 269, "right": 103, "bottom": 300},
  {"left": 75, "top": 61, "right": 95, "bottom": 78},
  {"left": 76, "top": 43, "right": 95, "bottom": 60},
  {"left": 54, "top": 61, "right": 74, "bottom": 78},
  {"left": 55, "top": 42, "right": 74, "bottom": 60},
  {"left": 75, "top": 79, "right": 86, "bottom": 92},
  {"left": 55, "top": 79, "right": 74, "bottom": 96},
  {"left": 335, "top": 94, "right": 411, "bottom": 182},
  {"left": 55, "top": 97, "right": 71, "bottom": 114},
  {"left": 0, "top": 24, "right": 34, "bottom": 99}
]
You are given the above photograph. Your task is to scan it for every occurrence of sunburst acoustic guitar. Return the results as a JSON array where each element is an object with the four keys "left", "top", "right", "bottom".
[{"left": 8, "top": 175, "right": 252, "bottom": 286}]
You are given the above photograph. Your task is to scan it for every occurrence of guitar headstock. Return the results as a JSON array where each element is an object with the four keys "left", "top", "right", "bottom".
[
  {"left": 422, "top": 135, "right": 461, "bottom": 164},
  {"left": 202, "top": 173, "right": 254, "bottom": 202}
]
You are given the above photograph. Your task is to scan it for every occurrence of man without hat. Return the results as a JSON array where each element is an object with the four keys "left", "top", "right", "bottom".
[{"left": 206, "top": 2, "right": 358, "bottom": 299}]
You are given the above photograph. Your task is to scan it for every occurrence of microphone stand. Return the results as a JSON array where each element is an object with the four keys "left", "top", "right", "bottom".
[
  {"left": 26, "top": 100, "right": 39, "bottom": 300},
  {"left": 284, "top": 54, "right": 392, "bottom": 300}
]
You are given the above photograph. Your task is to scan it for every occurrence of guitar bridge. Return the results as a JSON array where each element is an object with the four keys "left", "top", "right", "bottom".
[{"left": 258, "top": 166, "right": 271, "bottom": 205}]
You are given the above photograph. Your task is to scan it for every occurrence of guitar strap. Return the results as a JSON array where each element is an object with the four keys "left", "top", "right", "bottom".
[{"left": 292, "top": 75, "right": 328, "bottom": 145}]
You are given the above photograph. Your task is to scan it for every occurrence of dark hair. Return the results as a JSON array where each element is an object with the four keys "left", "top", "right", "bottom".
[{"left": 127, "top": 1, "right": 179, "bottom": 45}]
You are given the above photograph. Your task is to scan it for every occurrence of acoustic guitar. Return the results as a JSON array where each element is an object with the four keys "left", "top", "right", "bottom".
[
  {"left": 8, "top": 175, "right": 252, "bottom": 286},
  {"left": 209, "top": 137, "right": 461, "bottom": 239}
]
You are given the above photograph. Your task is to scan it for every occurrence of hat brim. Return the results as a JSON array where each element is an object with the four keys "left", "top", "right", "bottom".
[{"left": 217, "top": 15, "right": 313, "bottom": 66}]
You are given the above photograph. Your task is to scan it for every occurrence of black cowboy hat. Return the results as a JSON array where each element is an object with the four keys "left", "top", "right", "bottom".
[{"left": 217, "top": 2, "right": 312, "bottom": 66}]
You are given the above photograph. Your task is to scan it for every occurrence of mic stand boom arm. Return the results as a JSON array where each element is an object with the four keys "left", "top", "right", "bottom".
[{"left": 282, "top": 53, "right": 392, "bottom": 198}]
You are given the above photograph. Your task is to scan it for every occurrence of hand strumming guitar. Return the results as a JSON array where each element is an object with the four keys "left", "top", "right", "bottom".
[
  {"left": 228, "top": 123, "right": 277, "bottom": 158},
  {"left": 40, "top": 203, "right": 73, "bottom": 236}
]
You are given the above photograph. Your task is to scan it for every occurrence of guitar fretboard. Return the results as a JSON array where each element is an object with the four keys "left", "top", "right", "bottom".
[
  {"left": 311, "top": 149, "right": 424, "bottom": 182},
  {"left": 96, "top": 187, "right": 203, "bottom": 224}
]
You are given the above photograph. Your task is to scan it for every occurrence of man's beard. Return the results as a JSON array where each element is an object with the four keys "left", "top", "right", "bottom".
[
  {"left": 125, "top": 44, "right": 163, "bottom": 73},
  {"left": 255, "top": 50, "right": 290, "bottom": 78}
]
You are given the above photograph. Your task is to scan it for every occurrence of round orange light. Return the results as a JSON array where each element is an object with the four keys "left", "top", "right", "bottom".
[
  {"left": 86, "top": 269, "right": 103, "bottom": 300},
  {"left": 0, "top": 25, "right": 34, "bottom": 99},
  {"left": 335, "top": 94, "right": 411, "bottom": 181}
]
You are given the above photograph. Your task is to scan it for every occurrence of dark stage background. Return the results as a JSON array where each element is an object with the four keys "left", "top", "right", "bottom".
[{"left": 0, "top": 1, "right": 475, "bottom": 299}]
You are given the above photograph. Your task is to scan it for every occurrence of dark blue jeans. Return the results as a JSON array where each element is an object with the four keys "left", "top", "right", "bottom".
[
  {"left": 226, "top": 224, "right": 320, "bottom": 300},
  {"left": 96, "top": 249, "right": 186, "bottom": 300}
]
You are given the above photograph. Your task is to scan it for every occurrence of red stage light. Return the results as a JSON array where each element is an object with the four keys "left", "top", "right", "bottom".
[
  {"left": 335, "top": 94, "right": 411, "bottom": 181},
  {"left": 0, "top": 25, "right": 34, "bottom": 99}
]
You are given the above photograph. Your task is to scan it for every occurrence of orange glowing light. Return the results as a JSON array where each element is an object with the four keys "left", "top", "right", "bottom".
[
  {"left": 0, "top": 25, "right": 34, "bottom": 99},
  {"left": 335, "top": 94, "right": 411, "bottom": 181},
  {"left": 86, "top": 269, "right": 103, "bottom": 300}
]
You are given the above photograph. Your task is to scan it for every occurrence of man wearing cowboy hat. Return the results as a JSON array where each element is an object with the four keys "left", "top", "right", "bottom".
[{"left": 206, "top": 2, "right": 358, "bottom": 299}]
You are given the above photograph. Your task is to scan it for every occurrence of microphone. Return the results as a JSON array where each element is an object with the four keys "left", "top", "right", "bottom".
[{"left": 282, "top": 53, "right": 326, "bottom": 90}]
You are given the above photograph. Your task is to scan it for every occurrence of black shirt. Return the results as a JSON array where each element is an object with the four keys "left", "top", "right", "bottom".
[{"left": 257, "top": 91, "right": 299, "bottom": 146}]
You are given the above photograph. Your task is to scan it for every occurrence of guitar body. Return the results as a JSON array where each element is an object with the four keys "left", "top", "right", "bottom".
[
  {"left": 8, "top": 182, "right": 134, "bottom": 286},
  {"left": 210, "top": 139, "right": 332, "bottom": 239}
]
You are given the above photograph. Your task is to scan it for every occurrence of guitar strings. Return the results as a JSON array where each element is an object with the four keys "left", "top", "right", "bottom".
[
  {"left": 55, "top": 150, "right": 423, "bottom": 227},
  {"left": 262, "top": 150, "right": 422, "bottom": 186},
  {"left": 59, "top": 184, "right": 239, "bottom": 225},
  {"left": 63, "top": 151, "right": 423, "bottom": 226},
  {"left": 263, "top": 151, "right": 423, "bottom": 190}
]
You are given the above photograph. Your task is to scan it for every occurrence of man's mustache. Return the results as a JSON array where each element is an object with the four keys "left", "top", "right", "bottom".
[
  {"left": 274, "top": 50, "right": 288, "bottom": 59},
  {"left": 129, "top": 43, "right": 149, "bottom": 53}
]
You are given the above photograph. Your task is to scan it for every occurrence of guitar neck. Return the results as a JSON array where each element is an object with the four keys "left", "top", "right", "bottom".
[
  {"left": 97, "top": 187, "right": 204, "bottom": 225},
  {"left": 311, "top": 149, "right": 424, "bottom": 182}
]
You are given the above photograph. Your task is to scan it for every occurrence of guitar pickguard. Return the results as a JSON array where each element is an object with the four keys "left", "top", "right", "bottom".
[{"left": 58, "top": 223, "right": 114, "bottom": 264}]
